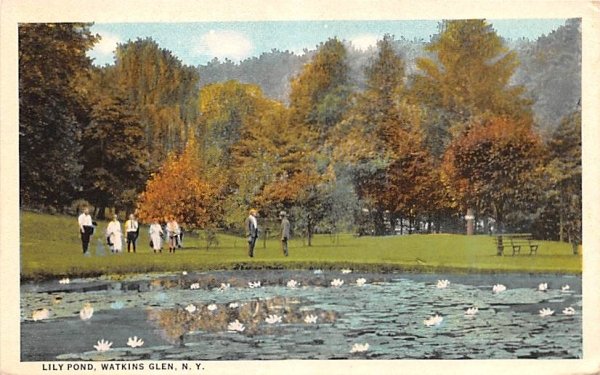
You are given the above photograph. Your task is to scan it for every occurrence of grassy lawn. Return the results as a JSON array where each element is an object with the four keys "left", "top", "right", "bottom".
[{"left": 19, "top": 211, "right": 582, "bottom": 280}]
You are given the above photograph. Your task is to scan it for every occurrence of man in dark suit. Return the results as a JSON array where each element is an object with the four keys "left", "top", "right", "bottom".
[
  {"left": 245, "top": 209, "right": 259, "bottom": 257},
  {"left": 279, "top": 211, "right": 290, "bottom": 256}
]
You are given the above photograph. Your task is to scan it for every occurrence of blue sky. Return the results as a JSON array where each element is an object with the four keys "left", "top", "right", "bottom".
[{"left": 88, "top": 19, "right": 568, "bottom": 67}]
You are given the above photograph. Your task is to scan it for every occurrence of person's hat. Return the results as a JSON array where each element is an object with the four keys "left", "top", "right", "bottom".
[{"left": 279, "top": 211, "right": 287, "bottom": 217}]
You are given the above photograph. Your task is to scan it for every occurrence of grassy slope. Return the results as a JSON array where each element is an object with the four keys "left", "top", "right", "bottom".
[{"left": 19, "top": 211, "right": 582, "bottom": 280}]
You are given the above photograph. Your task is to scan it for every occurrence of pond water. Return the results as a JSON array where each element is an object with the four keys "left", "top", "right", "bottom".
[{"left": 21, "top": 270, "right": 582, "bottom": 360}]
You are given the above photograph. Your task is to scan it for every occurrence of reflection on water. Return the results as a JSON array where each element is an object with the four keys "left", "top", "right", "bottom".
[{"left": 21, "top": 271, "right": 582, "bottom": 360}]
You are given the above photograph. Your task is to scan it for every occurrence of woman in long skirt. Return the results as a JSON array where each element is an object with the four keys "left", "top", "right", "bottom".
[
  {"left": 166, "top": 217, "right": 180, "bottom": 253},
  {"left": 106, "top": 214, "right": 123, "bottom": 253},
  {"left": 149, "top": 220, "right": 163, "bottom": 253}
]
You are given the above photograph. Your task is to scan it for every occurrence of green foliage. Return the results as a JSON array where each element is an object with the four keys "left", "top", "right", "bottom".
[
  {"left": 19, "top": 23, "right": 98, "bottom": 208},
  {"left": 80, "top": 95, "right": 149, "bottom": 213}
]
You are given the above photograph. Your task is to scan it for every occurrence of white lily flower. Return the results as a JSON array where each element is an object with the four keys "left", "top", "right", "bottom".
[
  {"left": 218, "top": 283, "right": 230, "bottom": 292},
  {"left": 93, "top": 339, "right": 113, "bottom": 352},
  {"left": 539, "top": 308, "right": 554, "bottom": 317},
  {"left": 561, "top": 285, "right": 570, "bottom": 292},
  {"left": 127, "top": 336, "right": 144, "bottom": 348},
  {"left": 207, "top": 304, "right": 218, "bottom": 311},
  {"left": 331, "top": 278, "right": 344, "bottom": 287},
  {"left": 227, "top": 319, "right": 245, "bottom": 332},
  {"left": 59, "top": 278, "right": 70, "bottom": 285},
  {"left": 265, "top": 314, "right": 282, "bottom": 324},
  {"left": 436, "top": 279, "right": 450, "bottom": 289},
  {"left": 182, "top": 271, "right": 188, "bottom": 276},
  {"left": 313, "top": 269, "right": 323, "bottom": 275},
  {"left": 562, "top": 307, "right": 576, "bottom": 316},
  {"left": 287, "top": 279, "right": 298, "bottom": 289},
  {"left": 32, "top": 308, "right": 50, "bottom": 321},
  {"left": 538, "top": 282, "right": 548, "bottom": 292},
  {"left": 492, "top": 284, "right": 507, "bottom": 293},
  {"left": 185, "top": 304, "right": 197, "bottom": 313},
  {"left": 304, "top": 314, "right": 318, "bottom": 324},
  {"left": 424, "top": 314, "right": 444, "bottom": 327},
  {"left": 350, "top": 343, "right": 369, "bottom": 353},
  {"left": 465, "top": 307, "right": 479, "bottom": 316},
  {"left": 341, "top": 268, "right": 352, "bottom": 274},
  {"left": 79, "top": 302, "right": 94, "bottom": 320},
  {"left": 356, "top": 278, "right": 367, "bottom": 287},
  {"left": 229, "top": 302, "right": 239, "bottom": 309},
  {"left": 190, "top": 283, "right": 200, "bottom": 290},
  {"left": 248, "top": 281, "right": 261, "bottom": 288}
]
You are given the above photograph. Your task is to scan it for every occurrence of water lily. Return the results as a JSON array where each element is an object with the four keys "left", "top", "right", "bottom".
[
  {"left": 538, "top": 282, "right": 548, "bottom": 292},
  {"left": 207, "top": 304, "right": 218, "bottom": 312},
  {"left": 287, "top": 279, "right": 298, "bottom": 289},
  {"left": 229, "top": 302, "right": 239, "bottom": 309},
  {"left": 32, "top": 308, "right": 50, "bottom": 321},
  {"left": 424, "top": 314, "right": 444, "bottom": 327},
  {"left": 265, "top": 314, "right": 282, "bottom": 324},
  {"left": 539, "top": 308, "right": 554, "bottom": 317},
  {"left": 93, "top": 339, "right": 113, "bottom": 352},
  {"left": 313, "top": 269, "right": 323, "bottom": 275},
  {"left": 248, "top": 281, "right": 261, "bottom": 289},
  {"left": 465, "top": 307, "right": 479, "bottom": 316},
  {"left": 356, "top": 278, "right": 367, "bottom": 287},
  {"left": 341, "top": 268, "right": 352, "bottom": 274},
  {"left": 182, "top": 271, "right": 188, "bottom": 276},
  {"left": 185, "top": 304, "right": 197, "bottom": 313},
  {"left": 79, "top": 302, "right": 94, "bottom": 320},
  {"left": 58, "top": 278, "right": 70, "bottom": 285},
  {"left": 492, "top": 284, "right": 507, "bottom": 293},
  {"left": 304, "top": 314, "right": 318, "bottom": 324},
  {"left": 436, "top": 279, "right": 450, "bottom": 289},
  {"left": 330, "top": 278, "right": 344, "bottom": 287},
  {"left": 126, "top": 336, "right": 144, "bottom": 348},
  {"left": 218, "top": 283, "right": 230, "bottom": 292},
  {"left": 190, "top": 283, "right": 200, "bottom": 290},
  {"left": 227, "top": 319, "right": 245, "bottom": 332},
  {"left": 562, "top": 307, "right": 576, "bottom": 316},
  {"left": 350, "top": 343, "right": 369, "bottom": 353},
  {"left": 561, "top": 285, "right": 570, "bottom": 292}
]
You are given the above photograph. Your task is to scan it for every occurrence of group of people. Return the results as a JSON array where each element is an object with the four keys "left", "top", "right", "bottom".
[
  {"left": 77, "top": 207, "right": 291, "bottom": 257},
  {"left": 245, "top": 209, "right": 290, "bottom": 258}
]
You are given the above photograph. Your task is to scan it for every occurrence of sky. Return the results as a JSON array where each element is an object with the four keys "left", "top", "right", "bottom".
[{"left": 87, "top": 19, "right": 568, "bottom": 67}]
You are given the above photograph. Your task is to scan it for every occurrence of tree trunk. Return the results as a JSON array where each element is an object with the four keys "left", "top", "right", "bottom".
[
  {"left": 466, "top": 208, "right": 474, "bottom": 235},
  {"left": 559, "top": 212, "right": 564, "bottom": 242}
]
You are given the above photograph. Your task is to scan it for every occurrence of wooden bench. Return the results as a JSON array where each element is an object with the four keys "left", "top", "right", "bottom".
[{"left": 493, "top": 234, "right": 539, "bottom": 256}]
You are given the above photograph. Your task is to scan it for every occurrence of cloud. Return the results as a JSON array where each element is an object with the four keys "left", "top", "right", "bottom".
[
  {"left": 350, "top": 34, "right": 379, "bottom": 51},
  {"left": 194, "top": 30, "right": 253, "bottom": 61},
  {"left": 88, "top": 31, "right": 121, "bottom": 65}
]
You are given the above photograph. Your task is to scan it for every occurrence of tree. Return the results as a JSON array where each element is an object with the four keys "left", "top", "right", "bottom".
[
  {"left": 80, "top": 95, "right": 149, "bottom": 217},
  {"left": 19, "top": 23, "right": 98, "bottom": 208},
  {"left": 540, "top": 109, "right": 581, "bottom": 249},
  {"left": 411, "top": 20, "right": 533, "bottom": 157},
  {"left": 136, "top": 137, "right": 223, "bottom": 230},
  {"left": 441, "top": 117, "right": 544, "bottom": 234}
]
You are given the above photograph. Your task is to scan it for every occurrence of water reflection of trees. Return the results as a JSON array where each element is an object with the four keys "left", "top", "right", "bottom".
[{"left": 147, "top": 296, "right": 338, "bottom": 346}]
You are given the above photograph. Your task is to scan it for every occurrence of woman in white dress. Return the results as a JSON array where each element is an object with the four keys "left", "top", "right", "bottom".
[
  {"left": 106, "top": 214, "right": 123, "bottom": 253},
  {"left": 149, "top": 220, "right": 163, "bottom": 253}
]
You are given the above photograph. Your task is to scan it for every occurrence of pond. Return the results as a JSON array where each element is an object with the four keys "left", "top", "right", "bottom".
[{"left": 21, "top": 270, "right": 582, "bottom": 360}]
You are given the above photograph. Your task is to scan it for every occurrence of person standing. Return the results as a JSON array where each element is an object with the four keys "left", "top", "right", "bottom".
[
  {"left": 78, "top": 207, "right": 95, "bottom": 254},
  {"left": 106, "top": 214, "right": 123, "bottom": 253},
  {"left": 125, "top": 214, "right": 139, "bottom": 253},
  {"left": 166, "top": 217, "right": 180, "bottom": 253},
  {"left": 279, "top": 211, "right": 290, "bottom": 257},
  {"left": 149, "top": 219, "right": 163, "bottom": 253},
  {"left": 245, "top": 209, "right": 259, "bottom": 257}
]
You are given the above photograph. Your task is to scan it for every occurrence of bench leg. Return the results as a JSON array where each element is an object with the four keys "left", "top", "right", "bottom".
[
  {"left": 529, "top": 245, "right": 538, "bottom": 255},
  {"left": 512, "top": 246, "right": 521, "bottom": 256}
]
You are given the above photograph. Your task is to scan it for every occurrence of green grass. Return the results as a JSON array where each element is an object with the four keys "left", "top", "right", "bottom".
[{"left": 20, "top": 211, "right": 582, "bottom": 280}]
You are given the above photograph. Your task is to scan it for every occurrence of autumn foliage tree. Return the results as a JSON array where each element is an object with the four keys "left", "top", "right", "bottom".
[
  {"left": 441, "top": 117, "right": 544, "bottom": 233},
  {"left": 136, "top": 137, "right": 223, "bottom": 230}
]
